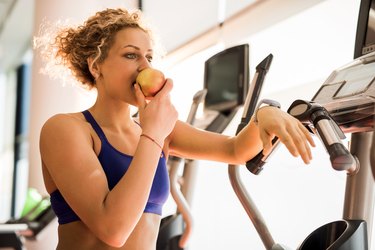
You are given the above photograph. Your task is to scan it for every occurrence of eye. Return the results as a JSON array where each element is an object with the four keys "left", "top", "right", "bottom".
[
  {"left": 146, "top": 55, "right": 153, "bottom": 63},
  {"left": 124, "top": 53, "right": 138, "bottom": 59}
]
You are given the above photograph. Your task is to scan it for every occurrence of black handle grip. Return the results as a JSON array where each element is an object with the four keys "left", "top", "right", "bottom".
[
  {"left": 232, "top": 54, "right": 273, "bottom": 175},
  {"left": 246, "top": 152, "right": 266, "bottom": 175},
  {"left": 245, "top": 137, "right": 280, "bottom": 175}
]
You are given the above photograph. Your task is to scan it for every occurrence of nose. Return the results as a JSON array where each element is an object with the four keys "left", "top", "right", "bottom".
[{"left": 137, "top": 57, "right": 151, "bottom": 72}]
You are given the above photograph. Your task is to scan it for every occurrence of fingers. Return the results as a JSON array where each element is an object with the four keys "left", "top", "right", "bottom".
[
  {"left": 154, "top": 78, "right": 173, "bottom": 98},
  {"left": 288, "top": 126, "right": 312, "bottom": 164},
  {"left": 299, "top": 123, "right": 316, "bottom": 148},
  {"left": 259, "top": 129, "right": 274, "bottom": 156},
  {"left": 277, "top": 129, "right": 299, "bottom": 158},
  {"left": 298, "top": 129, "right": 313, "bottom": 162},
  {"left": 261, "top": 119, "right": 314, "bottom": 164},
  {"left": 259, "top": 125, "right": 311, "bottom": 164},
  {"left": 280, "top": 122, "right": 314, "bottom": 164},
  {"left": 134, "top": 83, "right": 147, "bottom": 110},
  {"left": 296, "top": 122, "right": 316, "bottom": 162}
]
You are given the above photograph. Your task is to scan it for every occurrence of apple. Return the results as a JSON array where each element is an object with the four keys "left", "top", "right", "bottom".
[{"left": 136, "top": 68, "right": 165, "bottom": 97}]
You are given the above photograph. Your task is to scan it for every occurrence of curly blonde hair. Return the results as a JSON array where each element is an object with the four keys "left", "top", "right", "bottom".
[{"left": 35, "top": 8, "right": 157, "bottom": 89}]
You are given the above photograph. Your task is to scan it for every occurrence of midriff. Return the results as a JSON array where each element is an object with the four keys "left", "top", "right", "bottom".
[{"left": 56, "top": 213, "right": 160, "bottom": 250}]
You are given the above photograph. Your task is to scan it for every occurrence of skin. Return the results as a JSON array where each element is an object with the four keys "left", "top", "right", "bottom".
[{"left": 40, "top": 27, "right": 315, "bottom": 250}]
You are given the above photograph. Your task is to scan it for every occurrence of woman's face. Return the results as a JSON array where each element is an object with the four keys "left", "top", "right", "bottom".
[{"left": 96, "top": 27, "right": 153, "bottom": 106}]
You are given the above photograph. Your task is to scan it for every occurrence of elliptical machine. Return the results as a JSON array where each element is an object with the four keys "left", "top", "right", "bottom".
[
  {"left": 157, "top": 44, "right": 250, "bottom": 250},
  {"left": 228, "top": 0, "right": 375, "bottom": 248},
  {"left": 156, "top": 89, "right": 207, "bottom": 250},
  {"left": 0, "top": 191, "right": 56, "bottom": 250},
  {"left": 230, "top": 53, "right": 374, "bottom": 250}
]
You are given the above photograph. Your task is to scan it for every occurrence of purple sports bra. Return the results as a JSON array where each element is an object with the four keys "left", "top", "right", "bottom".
[{"left": 50, "top": 110, "right": 170, "bottom": 224}]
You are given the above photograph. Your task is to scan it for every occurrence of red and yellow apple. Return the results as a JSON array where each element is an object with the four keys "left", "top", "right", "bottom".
[{"left": 136, "top": 68, "right": 165, "bottom": 97}]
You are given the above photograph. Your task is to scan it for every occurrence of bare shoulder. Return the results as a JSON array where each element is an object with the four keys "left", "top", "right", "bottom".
[
  {"left": 42, "top": 112, "right": 87, "bottom": 127},
  {"left": 40, "top": 112, "right": 93, "bottom": 160},
  {"left": 41, "top": 112, "right": 89, "bottom": 138}
]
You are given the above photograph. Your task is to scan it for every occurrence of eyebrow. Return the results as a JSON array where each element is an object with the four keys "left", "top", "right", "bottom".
[{"left": 122, "top": 45, "right": 153, "bottom": 52}]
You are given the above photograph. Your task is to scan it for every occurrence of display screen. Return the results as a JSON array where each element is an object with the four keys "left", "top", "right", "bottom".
[
  {"left": 333, "top": 61, "right": 375, "bottom": 98},
  {"left": 205, "top": 53, "right": 239, "bottom": 110},
  {"left": 355, "top": 0, "right": 375, "bottom": 57},
  {"left": 334, "top": 77, "right": 374, "bottom": 98},
  {"left": 204, "top": 45, "right": 248, "bottom": 112},
  {"left": 365, "top": 0, "right": 375, "bottom": 47}
]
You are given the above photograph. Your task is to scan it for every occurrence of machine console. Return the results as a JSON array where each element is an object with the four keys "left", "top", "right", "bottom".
[{"left": 312, "top": 51, "right": 375, "bottom": 132}]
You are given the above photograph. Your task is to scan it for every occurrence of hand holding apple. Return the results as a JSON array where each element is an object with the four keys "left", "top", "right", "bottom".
[{"left": 136, "top": 68, "right": 166, "bottom": 97}]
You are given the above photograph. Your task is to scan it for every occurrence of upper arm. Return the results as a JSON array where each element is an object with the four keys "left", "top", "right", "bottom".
[{"left": 40, "top": 114, "right": 108, "bottom": 228}]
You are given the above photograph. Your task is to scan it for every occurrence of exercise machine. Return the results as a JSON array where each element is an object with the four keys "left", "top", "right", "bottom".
[
  {"left": 228, "top": 53, "right": 286, "bottom": 249},
  {"left": 157, "top": 44, "right": 250, "bottom": 250},
  {"left": 229, "top": 0, "right": 375, "bottom": 249},
  {"left": 157, "top": 89, "right": 207, "bottom": 250},
  {"left": 232, "top": 50, "right": 374, "bottom": 250},
  {"left": 0, "top": 191, "right": 56, "bottom": 250},
  {"left": 230, "top": 50, "right": 375, "bottom": 250}
]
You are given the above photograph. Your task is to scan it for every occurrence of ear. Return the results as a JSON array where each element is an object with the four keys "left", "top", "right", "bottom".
[{"left": 87, "top": 57, "right": 101, "bottom": 80}]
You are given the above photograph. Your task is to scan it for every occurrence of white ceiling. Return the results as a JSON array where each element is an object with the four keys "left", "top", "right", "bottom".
[
  {"left": 142, "top": 0, "right": 258, "bottom": 52},
  {"left": 0, "top": 0, "right": 15, "bottom": 30},
  {"left": 0, "top": 0, "right": 34, "bottom": 73},
  {"left": 0, "top": 0, "right": 261, "bottom": 74},
  {"left": 0, "top": 0, "right": 324, "bottom": 74},
  {"left": 0, "top": 0, "right": 16, "bottom": 60}
]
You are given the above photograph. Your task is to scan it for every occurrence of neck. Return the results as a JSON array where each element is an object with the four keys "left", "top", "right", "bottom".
[{"left": 89, "top": 99, "right": 137, "bottom": 132}]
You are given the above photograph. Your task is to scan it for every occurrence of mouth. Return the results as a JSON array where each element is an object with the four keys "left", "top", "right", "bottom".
[
  {"left": 132, "top": 80, "right": 138, "bottom": 88},
  {"left": 132, "top": 81, "right": 146, "bottom": 96}
]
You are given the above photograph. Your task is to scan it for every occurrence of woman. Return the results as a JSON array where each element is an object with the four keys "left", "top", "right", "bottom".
[{"left": 37, "top": 8, "right": 315, "bottom": 250}]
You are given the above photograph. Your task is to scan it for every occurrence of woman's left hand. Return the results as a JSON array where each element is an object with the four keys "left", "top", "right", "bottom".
[{"left": 256, "top": 106, "right": 316, "bottom": 164}]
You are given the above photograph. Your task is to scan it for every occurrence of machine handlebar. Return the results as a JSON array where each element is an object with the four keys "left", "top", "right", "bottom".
[
  {"left": 245, "top": 137, "right": 280, "bottom": 174},
  {"left": 288, "top": 100, "right": 358, "bottom": 173},
  {"left": 246, "top": 99, "right": 358, "bottom": 174}
]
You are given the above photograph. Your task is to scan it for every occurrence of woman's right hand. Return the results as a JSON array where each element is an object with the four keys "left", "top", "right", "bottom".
[{"left": 134, "top": 78, "right": 178, "bottom": 144}]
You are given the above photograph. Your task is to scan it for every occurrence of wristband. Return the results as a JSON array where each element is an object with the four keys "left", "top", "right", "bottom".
[{"left": 253, "top": 99, "right": 281, "bottom": 125}]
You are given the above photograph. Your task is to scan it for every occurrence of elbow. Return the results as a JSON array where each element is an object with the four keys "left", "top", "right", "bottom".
[
  {"left": 103, "top": 236, "right": 127, "bottom": 248},
  {"left": 98, "top": 229, "right": 130, "bottom": 248},
  {"left": 88, "top": 197, "right": 143, "bottom": 247},
  {"left": 93, "top": 221, "right": 133, "bottom": 248}
]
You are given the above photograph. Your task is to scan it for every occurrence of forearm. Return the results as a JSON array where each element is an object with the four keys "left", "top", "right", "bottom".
[
  {"left": 169, "top": 120, "right": 263, "bottom": 164},
  {"left": 232, "top": 118, "right": 264, "bottom": 164},
  {"left": 97, "top": 135, "right": 164, "bottom": 244}
]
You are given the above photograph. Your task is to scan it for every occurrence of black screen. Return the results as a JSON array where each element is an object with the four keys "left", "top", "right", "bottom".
[
  {"left": 354, "top": 0, "right": 375, "bottom": 58},
  {"left": 204, "top": 44, "right": 249, "bottom": 112},
  {"left": 365, "top": 0, "right": 375, "bottom": 47}
]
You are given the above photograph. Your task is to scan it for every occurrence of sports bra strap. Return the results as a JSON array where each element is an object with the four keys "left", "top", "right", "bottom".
[{"left": 82, "top": 110, "right": 107, "bottom": 141}]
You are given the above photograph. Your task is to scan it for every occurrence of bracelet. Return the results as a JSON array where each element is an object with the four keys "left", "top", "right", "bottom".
[
  {"left": 140, "top": 134, "right": 163, "bottom": 150},
  {"left": 253, "top": 99, "right": 281, "bottom": 125}
]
